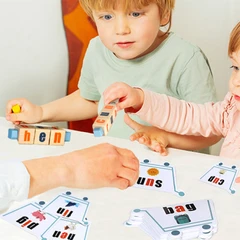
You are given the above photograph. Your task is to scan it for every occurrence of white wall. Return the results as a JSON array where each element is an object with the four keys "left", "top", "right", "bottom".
[
  {"left": 0, "top": 0, "right": 68, "bottom": 127},
  {"left": 172, "top": 0, "right": 240, "bottom": 155}
]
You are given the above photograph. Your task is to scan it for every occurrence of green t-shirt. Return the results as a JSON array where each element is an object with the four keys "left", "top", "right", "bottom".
[{"left": 79, "top": 32, "right": 217, "bottom": 151}]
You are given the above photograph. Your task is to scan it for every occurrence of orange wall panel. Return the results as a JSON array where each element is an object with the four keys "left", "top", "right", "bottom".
[{"left": 62, "top": 0, "right": 97, "bottom": 132}]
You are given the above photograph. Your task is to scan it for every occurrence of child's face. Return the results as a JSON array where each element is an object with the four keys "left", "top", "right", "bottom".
[
  {"left": 229, "top": 50, "right": 240, "bottom": 110},
  {"left": 92, "top": 3, "right": 165, "bottom": 60}
]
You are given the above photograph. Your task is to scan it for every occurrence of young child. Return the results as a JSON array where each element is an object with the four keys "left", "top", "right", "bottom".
[
  {"left": 6, "top": 0, "right": 217, "bottom": 150},
  {"left": 103, "top": 22, "right": 240, "bottom": 160}
]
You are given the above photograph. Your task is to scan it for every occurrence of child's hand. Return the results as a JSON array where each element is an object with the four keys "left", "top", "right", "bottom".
[
  {"left": 6, "top": 98, "right": 43, "bottom": 124},
  {"left": 103, "top": 82, "right": 144, "bottom": 113},
  {"left": 124, "top": 114, "right": 169, "bottom": 156}
]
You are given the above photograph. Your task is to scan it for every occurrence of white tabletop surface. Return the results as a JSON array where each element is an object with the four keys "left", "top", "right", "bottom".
[{"left": 0, "top": 117, "right": 240, "bottom": 240}]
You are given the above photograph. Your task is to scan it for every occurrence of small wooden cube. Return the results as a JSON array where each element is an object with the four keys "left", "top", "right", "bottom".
[
  {"left": 34, "top": 126, "right": 51, "bottom": 145},
  {"left": 18, "top": 124, "right": 36, "bottom": 144},
  {"left": 12, "top": 104, "right": 21, "bottom": 113},
  {"left": 93, "top": 115, "right": 112, "bottom": 137},
  {"left": 8, "top": 128, "right": 19, "bottom": 139},
  {"left": 93, "top": 101, "right": 118, "bottom": 137},
  {"left": 49, "top": 128, "right": 66, "bottom": 146}
]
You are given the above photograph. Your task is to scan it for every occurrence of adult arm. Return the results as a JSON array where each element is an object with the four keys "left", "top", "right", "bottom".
[
  {"left": 0, "top": 162, "right": 29, "bottom": 212},
  {"left": 24, "top": 143, "right": 139, "bottom": 197},
  {"left": 0, "top": 143, "right": 139, "bottom": 211}
]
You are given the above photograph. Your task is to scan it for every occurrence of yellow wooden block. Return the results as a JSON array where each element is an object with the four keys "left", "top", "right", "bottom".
[
  {"left": 34, "top": 127, "right": 51, "bottom": 145},
  {"left": 49, "top": 128, "right": 66, "bottom": 146},
  {"left": 18, "top": 125, "right": 36, "bottom": 144},
  {"left": 12, "top": 104, "right": 21, "bottom": 113}
]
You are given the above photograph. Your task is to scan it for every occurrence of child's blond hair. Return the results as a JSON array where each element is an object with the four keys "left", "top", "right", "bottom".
[
  {"left": 228, "top": 22, "right": 240, "bottom": 56},
  {"left": 79, "top": 0, "right": 175, "bottom": 31}
]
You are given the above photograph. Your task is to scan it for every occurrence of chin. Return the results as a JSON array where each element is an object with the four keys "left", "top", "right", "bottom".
[
  {"left": 115, "top": 54, "right": 137, "bottom": 60},
  {"left": 115, "top": 51, "right": 142, "bottom": 60}
]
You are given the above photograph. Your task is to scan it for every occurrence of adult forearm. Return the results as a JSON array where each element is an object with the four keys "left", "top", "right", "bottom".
[
  {"left": 23, "top": 155, "right": 69, "bottom": 198},
  {"left": 41, "top": 89, "right": 98, "bottom": 122}
]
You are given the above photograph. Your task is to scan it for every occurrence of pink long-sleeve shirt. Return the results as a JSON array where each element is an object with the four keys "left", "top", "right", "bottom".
[{"left": 135, "top": 90, "right": 240, "bottom": 159}]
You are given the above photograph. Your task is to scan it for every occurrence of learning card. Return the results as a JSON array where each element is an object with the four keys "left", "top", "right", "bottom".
[
  {"left": 133, "top": 159, "right": 185, "bottom": 197},
  {"left": 41, "top": 192, "right": 90, "bottom": 223},
  {"left": 200, "top": 162, "right": 238, "bottom": 194},
  {"left": 41, "top": 218, "right": 90, "bottom": 240},
  {"left": 125, "top": 199, "right": 217, "bottom": 240},
  {"left": 1, "top": 191, "right": 91, "bottom": 240},
  {"left": 0, "top": 202, "right": 59, "bottom": 238}
]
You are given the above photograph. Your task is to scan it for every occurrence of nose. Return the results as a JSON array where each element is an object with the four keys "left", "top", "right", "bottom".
[{"left": 115, "top": 17, "right": 131, "bottom": 35}]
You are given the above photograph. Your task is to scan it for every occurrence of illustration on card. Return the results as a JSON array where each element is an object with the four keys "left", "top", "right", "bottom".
[
  {"left": 1, "top": 202, "right": 59, "bottom": 238},
  {"left": 124, "top": 199, "right": 217, "bottom": 240},
  {"left": 200, "top": 162, "right": 238, "bottom": 194},
  {"left": 1, "top": 191, "right": 91, "bottom": 240},
  {"left": 133, "top": 159, "right": 185, "bottom": 197}
]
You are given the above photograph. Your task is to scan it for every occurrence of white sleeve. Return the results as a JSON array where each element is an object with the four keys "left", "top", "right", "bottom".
[{"left": 0, "top": 161, "right": 30, "bottom": 212}]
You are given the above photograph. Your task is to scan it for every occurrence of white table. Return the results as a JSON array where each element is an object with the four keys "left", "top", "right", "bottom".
[{"left": 0, "top": 117, "right": 239, "bottom": 240}]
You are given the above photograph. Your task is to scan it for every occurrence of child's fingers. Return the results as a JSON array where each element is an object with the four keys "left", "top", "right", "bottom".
[
  {"left": 7, "top": 113, "right": 25, "bottom": 123},
  {"left": 5, "top": 114, "right": 20, "bottom": 125},
  {"left": 158, "top": 144, "right": 168, "bottom": 156},
  {"left": 138, "top": 135, "right": 150, "bottom": 145},
  {"left": 235, "top": 177, "right": 240, "bottom": 183},
  {"left": 124, "top": 113, "right": 142, "bottom": 131},
  {"left": 104, "top": 82, "right": 129, "bottom": 102},
  {"left": 104, "top": 88, "right": 124, "bottom": 105},
  {"left": 152, "top": 141, "right": 168, "bottom": 156},
  {"left": 129, "top": 132, "right": 144, "bottom": 141},
  {"left": 116, "top": 101, "right": 128, "bottom": 111}
]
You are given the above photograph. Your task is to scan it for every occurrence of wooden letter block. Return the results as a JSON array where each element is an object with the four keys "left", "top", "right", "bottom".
[
  {"left": 34, "top": 126, "right": 51, "bottom": 145},
  {"left": 49, "top": 128, "right": 66, "bottom": 146},
  {"left": 18, "top": 125, "right": 36, "bottom": 144},
  {"left": 93, "top": 101, "right": 118, "bottom": 137},
  {"left": 92, "top": 115, "right": 112, "bottom": 137}
]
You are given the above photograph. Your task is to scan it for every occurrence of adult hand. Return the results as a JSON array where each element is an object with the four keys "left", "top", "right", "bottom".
[
  {"left": 24, "top": 143, "right": 140, "bottom": 197},
  {"left": 63, "top": 143, "right": 139, "bottom": 189}
]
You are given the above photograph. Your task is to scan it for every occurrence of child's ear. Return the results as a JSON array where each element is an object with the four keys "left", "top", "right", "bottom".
[{"left": 160, "top": 11, "right": 171, "bottom": 26}]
